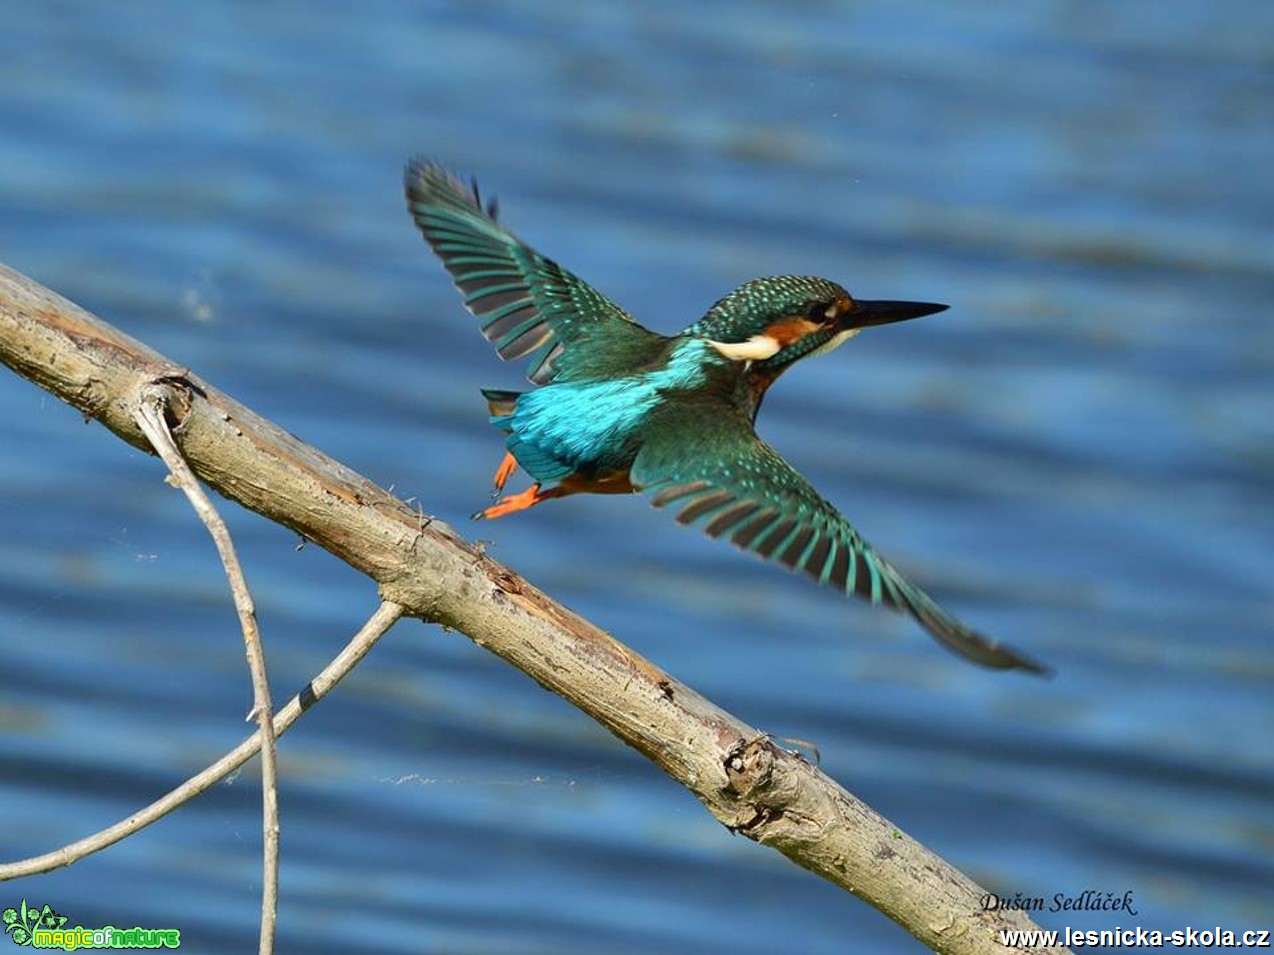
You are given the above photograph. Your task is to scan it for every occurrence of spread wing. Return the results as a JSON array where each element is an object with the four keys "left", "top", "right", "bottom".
[
  {"left": 630, "top": 401, "right": 1049, "bottom": 674},
  {"left": 405, "top": 159, "right": 659, "bottom": 385}
]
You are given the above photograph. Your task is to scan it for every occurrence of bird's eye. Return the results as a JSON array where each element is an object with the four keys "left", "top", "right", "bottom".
[{"left": 815, "top": 294, "right": 853, "bottom": 320}]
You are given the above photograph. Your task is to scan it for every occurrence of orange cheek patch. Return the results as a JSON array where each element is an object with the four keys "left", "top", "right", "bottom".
[{"left": 762, "top": 316, "right": 823, "bottom": 346}]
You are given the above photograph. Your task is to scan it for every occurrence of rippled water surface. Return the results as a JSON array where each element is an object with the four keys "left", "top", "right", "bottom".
[{"left": 1, "top": 3, "right": 1271, "bottom": 951}]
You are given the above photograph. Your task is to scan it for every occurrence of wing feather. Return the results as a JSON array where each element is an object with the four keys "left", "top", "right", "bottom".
[
  {"left": 405, "top": 159, "right": 660, "bottom": 384},
  {"left": 631, "top": 403, "right": 1049, "bottom": 674}
]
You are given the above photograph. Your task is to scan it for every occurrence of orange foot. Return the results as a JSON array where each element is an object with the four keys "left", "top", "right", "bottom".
[
  {"left": 474, "top": 483, "right": 565, "bottom": 521},
  {"left": 491, "top": 452, "right": 519, "bottom": 495}
]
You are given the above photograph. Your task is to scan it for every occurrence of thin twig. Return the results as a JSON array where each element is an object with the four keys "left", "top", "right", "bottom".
[
  {"left": 0, "top": 600, "right": 405, "bottom": 881},
  {"left": 135, "top": 384, "right": 279, "bottom": 955}
]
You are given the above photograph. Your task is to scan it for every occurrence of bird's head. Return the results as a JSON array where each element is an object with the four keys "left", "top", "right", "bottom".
[{"left": 689, "top": 275, "right": 947, "bottom": 375}]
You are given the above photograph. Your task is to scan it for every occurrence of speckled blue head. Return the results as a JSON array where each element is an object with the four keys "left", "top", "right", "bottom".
[{"left": 686, "top": 275, "right": 947, "bottom": 374}]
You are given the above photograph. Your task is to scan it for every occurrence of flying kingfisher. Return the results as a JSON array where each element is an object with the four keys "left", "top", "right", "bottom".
[{"left": 404, "top": 160, "right": 1047, "bottom": 675}]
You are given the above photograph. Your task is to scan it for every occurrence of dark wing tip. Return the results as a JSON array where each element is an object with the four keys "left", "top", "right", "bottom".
[
  {"left": 917, "top": 601, "right": 1052, "bottom": 676},
  {"left": 404, "top": 156, "right": 499, "bottom": 221},
  {"left": 969, "top": 636, "right": 1053, "bottom": 677},
  {"left": 403, "top": 155, "right": 449, "bottom": 193},
  {"left": 1021, "top": 656, "right": 1054, "bottom": 678},
  {"left": 862, "top": 555, "right": 1050, "bottom": 676}
]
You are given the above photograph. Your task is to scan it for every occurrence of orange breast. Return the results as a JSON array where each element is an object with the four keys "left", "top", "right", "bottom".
[{"left": 558, "top": 469, "right": 636, "bottom": 496}]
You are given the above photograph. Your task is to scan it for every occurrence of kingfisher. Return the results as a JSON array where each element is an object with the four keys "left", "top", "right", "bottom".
[{"left": 405, "top": 159, "right": 1048, "bottom": 675}]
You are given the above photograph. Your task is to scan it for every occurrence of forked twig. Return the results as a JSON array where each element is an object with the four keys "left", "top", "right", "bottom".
[
  {"left": 134, "top": 383, "right": 278, "bottom": 955},
  {"left": 0, "top": 600, "right": 404, "bottom": 882}
]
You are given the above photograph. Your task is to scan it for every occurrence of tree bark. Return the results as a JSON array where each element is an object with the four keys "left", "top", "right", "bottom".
[{"left": 0, "top": 262, "right": 1067, "bottom": 955}]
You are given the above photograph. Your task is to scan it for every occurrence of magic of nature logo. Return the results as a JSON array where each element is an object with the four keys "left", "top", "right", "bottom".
[{"left": 3, "top": 899, "right": 180, "bottom": 950}]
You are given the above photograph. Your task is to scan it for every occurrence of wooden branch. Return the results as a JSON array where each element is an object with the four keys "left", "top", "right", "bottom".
[{"left": 0, "top": 262, "right": 1066, "bottom": 955}]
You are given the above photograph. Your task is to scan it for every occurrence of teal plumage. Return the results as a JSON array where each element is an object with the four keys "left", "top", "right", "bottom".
[
  {"left": 405, "top": 159, "right": 1048, "bottom": 675},
  {"left": 404, "top": 164, "right": 664, "bottom": 385}
]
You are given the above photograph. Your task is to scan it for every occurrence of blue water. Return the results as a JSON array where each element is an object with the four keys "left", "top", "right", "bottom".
[{"left": 1, "top": 2, "right": 1271, "bottom": 952}]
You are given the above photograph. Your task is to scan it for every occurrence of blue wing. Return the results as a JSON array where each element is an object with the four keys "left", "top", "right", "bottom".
[
  {"left": 630, "top": 399, "right": 1049, "bottom": 674},
  {"left": 405, "top": 159, "right": 660, "bottom": 385}
]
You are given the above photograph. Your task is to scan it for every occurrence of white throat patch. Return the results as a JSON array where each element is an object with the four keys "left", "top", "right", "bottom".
[
  {"left": 806, "top": 327, "right": 860, "bottom": 359},
  {"left": 707, "top": 335, "right": 782, "bottom": 361},
  {"left": 703, "top": 338, "right": 779, "bottom": 364}
]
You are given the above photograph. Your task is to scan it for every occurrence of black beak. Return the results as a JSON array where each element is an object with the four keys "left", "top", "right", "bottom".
[{"left": 844, "top": 299, "right": 948, "bottom": 329}]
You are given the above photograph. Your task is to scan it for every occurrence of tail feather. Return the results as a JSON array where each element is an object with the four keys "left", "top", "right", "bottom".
[{"left": 480, "top": 388, "right": 522, "bottom": 418}]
